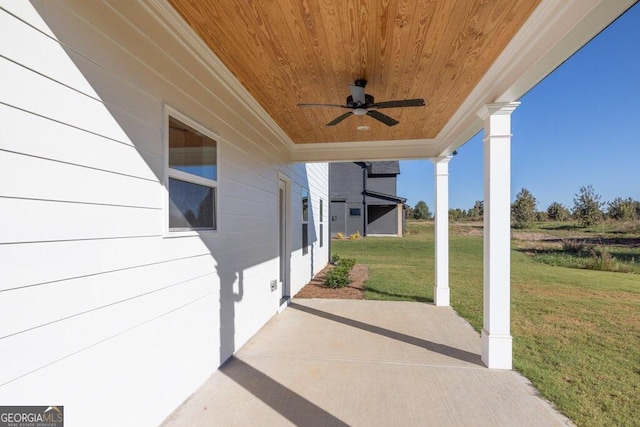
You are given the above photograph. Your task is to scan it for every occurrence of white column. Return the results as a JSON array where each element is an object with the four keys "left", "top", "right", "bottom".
[
  {"left": 477, "top": 102, "right": 519, "bottom": 369},
  {"left": 432, "top": 157, "right": 451, "bottom": 306}
]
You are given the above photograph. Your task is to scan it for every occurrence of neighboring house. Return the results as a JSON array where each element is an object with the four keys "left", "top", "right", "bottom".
[{"left": 330, "top": 162, "right": 406, "bottom": 238}]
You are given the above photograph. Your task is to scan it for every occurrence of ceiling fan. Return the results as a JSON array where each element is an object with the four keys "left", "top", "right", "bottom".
[{"left": 297, "top": 79, "right": 425, "bottom": 127}]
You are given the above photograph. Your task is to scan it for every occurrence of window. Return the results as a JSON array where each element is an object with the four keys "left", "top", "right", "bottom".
[
  {"left": 350, "top": 208, "right": 361, "bottom": 217},
  {"left": 319, "top": 199, "right": 324, "bottom": 248},
  {"left": 302, "top": 190, "right": 309, "bottom": 255},
  {"left": 166, "top": 113, "right": 218, "bottom": 232}
]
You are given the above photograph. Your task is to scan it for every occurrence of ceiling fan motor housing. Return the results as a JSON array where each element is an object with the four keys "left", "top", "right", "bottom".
[
  {"left": 354, "top": 79, "right": 367, "bottom": 88},
  {"left": 347, "top": 93, "right": 375, "bottom": 107}
]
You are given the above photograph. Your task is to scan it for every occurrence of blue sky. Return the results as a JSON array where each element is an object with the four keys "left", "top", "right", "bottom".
[{"left": 399, "top": 2, "right": 640, "bottom": 211}]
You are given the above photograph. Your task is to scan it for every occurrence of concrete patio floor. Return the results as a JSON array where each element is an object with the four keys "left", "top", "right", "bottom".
[{"left": 162, "top": 299, "right": 572, "bottom": 426}]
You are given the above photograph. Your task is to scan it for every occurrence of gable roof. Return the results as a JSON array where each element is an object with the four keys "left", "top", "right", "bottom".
[
  {"left": 368, "top": 161, "right": 400, "bottom": 176},
  {"left": 364, "top": 190, "right": 407, "bottom": 204}
]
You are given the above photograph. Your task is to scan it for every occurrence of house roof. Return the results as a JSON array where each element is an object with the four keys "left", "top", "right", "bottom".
[
  {"left": 150, "top": 0, "right": 635, "bottom": 162},
  {"left": 368, "top": 162, "right": 400, "bottom": 176},
  {"left": 364, "top": 190, "right": 407, "bottom": 204}
]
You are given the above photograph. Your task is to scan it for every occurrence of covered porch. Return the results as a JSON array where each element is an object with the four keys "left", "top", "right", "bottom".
[
  {"left": 162, "top": 299, "right": 570, "bottom": 426},
  {"left": 156, "top": 0, "right": 636, "bottom": 370},
  {"left": 2, "top": 1, "right": 636, "bottom": 425}
]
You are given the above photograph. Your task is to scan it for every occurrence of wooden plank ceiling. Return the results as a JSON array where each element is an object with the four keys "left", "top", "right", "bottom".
[{"left": 168, "top": 0, "right": 541, "bottom": 144}]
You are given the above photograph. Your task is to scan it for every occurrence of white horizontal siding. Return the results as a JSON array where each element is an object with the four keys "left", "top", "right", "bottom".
[
  {"left": 0, "top": 236, "right": 212, "bottom": 292},
  {"left": 0, "top": 198, "right": 161, "bottom": 244},
  {"left": 0, "top": 57, "right": 136, "bottom": 144},
  {"left": 0, "top": 104, "right": 161, "bottom": 180},
  {"left": 0, "top": 1, "right": 58, "bottom": 38},
  {"left": 0, "top": 293, "right": 219, "bottom": 427},
  {"left": 220, "top": 179, "right": 275, "bottom": 208},
  {"left": 220, "top": 195, "right": 275, "bottom": 218},
  {"left": 0, "top": 151, "right": 160, "bottom": 208},
  {"left": 0, "top": 2, "right": 329, "bottom": 426},
  {"left": 0, "top": 7, "right": 99, "bottom": 98},
  {"left": 0, "top": 254, "right": 217, "bottom": 339},
  {"left": 0, "top": 273, "right": 216, "bottom": 385},
  {"left": 222, "top": 141, "right": 280, "bottom": 181}
]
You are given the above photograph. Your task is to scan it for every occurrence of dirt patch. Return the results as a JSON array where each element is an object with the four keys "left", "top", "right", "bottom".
[
  {"left": 294, "top": 263, "right": 368, "bottom": 299},
  {"left": 511, "top": 231, "right": 563, "bottom": 252},
  {"left": 459, "top": 227, "right": 558, "bottom": 243},
  {"left": 511, "top": 231, "right": 558, "bottom": 242},
  {"left": 450, "top": 222, "right": 484, "bottom": 237}
]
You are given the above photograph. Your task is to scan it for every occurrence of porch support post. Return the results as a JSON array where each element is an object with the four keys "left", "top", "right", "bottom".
[
  {"left": 478, "top": 102, "right": 519, "bottom": 369},
  {"left": 433, "top": 156, "right": 452, "bottom": 306}
]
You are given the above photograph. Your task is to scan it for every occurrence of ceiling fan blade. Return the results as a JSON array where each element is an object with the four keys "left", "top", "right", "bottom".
[
  {"left": 366, "top": 110, "right": 399, "bottom": 127},
  {"left": 327, "top": 111, "right": 353, "bottom": 126},
  {"left": 370, "top": 98, "right": 425, "bottom": 109},
  {"left": 297, "top": 103, "right": 350, "bottom": 108},
  {"left": 348, "top": 85, "right": 366, "bottom": 105}
]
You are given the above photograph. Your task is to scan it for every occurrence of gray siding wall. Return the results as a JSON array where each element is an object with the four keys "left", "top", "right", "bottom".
[
  {"left": 367, "top": 205, "right": 398, "bottom": 235},
  {"left": 330, "top": 162, "right": 365, "bottom": 237},
  {"left": 330, "top": 162, "right": 364, "bottom": 203},
  {"left": 367, "top": 175, "right": 397, "bottom": 197},
  {"left": 330, "top": 201, "right": 364, "bottom": 237},
  {"left": 330, "top": 201, "right": 346, "bottom": 237}
]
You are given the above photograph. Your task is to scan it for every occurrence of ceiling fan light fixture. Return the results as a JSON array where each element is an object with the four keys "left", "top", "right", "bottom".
[
  {"left": 357, "top": 125, "right": 369, "bottom": 131},
  {"left": 353, "top": 107, "right": 368, "bottom": 116}
]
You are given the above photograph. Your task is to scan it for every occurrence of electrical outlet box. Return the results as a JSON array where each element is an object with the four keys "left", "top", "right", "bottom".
[{"left": 270, "top": 280, "right": 278, "bottom": 291}]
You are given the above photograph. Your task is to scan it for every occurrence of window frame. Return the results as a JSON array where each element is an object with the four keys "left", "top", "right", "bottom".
[
  {"left": 163, "top": 105, "right": 219, "bottom": 237},
  {"left": 349, "top": 208, "right": 361, "bottom": 217}
]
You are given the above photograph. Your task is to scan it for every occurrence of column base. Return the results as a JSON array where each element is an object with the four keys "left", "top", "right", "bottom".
[
  {"left": 433, "top": 286, "right": 450, "bottom": 306},
  {"left": 481, "top": 329, "right": 512, "bottom": 369}
]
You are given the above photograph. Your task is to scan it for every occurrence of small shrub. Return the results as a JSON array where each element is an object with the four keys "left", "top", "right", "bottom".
[
  {"left": 324, "top": 257, "right": 356, "bottom": 288},
  {"left": 330, "top": 254, "right": 340, "bottom": 265},
  {"left": 336, "top": 232, "right": 344, "bottom": 239},
  {"left": 324, "top": 268, "right": 350, "bottom": 288},
  {"left": 405, "top": 223, "right": 422, "bottom": 235},
  {"left": 339, "top": 257, "right": 356, "bottom": 270},
  {"left": 590, "top": 248, "right": 614, "bottom": 271},
  {"left": 562, "top": 239, "right": 588, "bottom": 255},
  {"left": 349, "top": 231, "right": 360, "bottom": 240},
  {"left": 586, "top": 246, "right": 630, "bottom": 273}
]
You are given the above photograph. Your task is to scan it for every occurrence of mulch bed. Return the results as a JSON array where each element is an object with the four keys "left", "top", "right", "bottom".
[{"left": 294, "top": 263, "right": 368, "bottom": 299}]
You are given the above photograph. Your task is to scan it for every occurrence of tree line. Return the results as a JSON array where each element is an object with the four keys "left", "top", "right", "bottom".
[{"left": 408, "top": 185, "right": 640, "bottom": 227}]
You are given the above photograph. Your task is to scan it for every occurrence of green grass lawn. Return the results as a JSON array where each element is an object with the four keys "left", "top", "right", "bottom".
[{"left": 332, "top": 221, "right": 640, "bottom": 427}]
